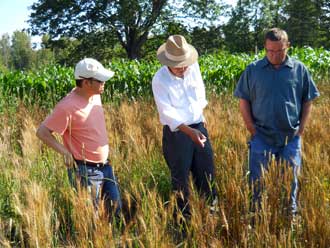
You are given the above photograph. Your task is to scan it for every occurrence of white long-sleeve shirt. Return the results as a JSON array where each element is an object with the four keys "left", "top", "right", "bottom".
[{"left": 152, "top": 62, "right": 208, "bottom": 131}]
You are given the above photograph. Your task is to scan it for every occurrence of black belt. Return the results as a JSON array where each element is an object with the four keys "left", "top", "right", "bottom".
[
  {"left": 75, "top": 159, "right": 108, "bottom": 168},
  {"left": 164, "top": 122, "right": 203, "bottom": 131},
  {"left": 188, "top": 122, "right": 203, "bottom": 128}
]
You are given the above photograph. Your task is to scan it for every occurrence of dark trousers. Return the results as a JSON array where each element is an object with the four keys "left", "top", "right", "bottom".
[{"left": 162, "top": 122, "right": 217, "bottom": 218}]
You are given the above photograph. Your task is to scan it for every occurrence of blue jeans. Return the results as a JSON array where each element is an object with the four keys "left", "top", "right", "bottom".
[
  {"left": 68, "top": 161, "right": 122, "bottom": 217},
  {"left": 249, "top": 133, "right": 301, "bottom": 214}
]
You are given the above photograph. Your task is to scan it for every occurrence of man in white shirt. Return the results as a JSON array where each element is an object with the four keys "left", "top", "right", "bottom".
[{"left": 152, "top": 35, "right": 218, "bottom": 221}]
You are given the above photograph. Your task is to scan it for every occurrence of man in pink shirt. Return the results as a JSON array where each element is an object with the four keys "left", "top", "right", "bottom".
[{"left": 36, "top": 58, "right": 121, "bottom": 218}]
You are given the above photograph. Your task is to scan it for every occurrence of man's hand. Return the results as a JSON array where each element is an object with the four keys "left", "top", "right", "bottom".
[
  {"left": 178, "top": 124, "right": 207, "bottom": 147},
  {"left": 239, "top": 99, "right": 256, "bottom": 136},
  {"left": 63, "top": 151, "right": 74, "bottom": 168},
  {"left": 36, "top": 124, "right": 75, "bottom": 168},
  {"left": 297, "top": 100, "right": 313, "bottom": 137},
  {"left": 188, "top": 128, "right": 207, "bottom": 147},
  {"left": 249, "top": 127, "right": 257, "bottom": 137},
  {"left": 296, "top": 128, "right": 304, "bottom": 136}
]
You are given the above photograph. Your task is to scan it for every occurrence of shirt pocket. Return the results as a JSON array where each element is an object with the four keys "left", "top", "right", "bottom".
[
  {"left": 287, "top": 78, "right": 299, "bottom": 88},
  {"left": 285, "top": 78, "right": 302, "bottom": 101},
  {"left": 168, "top": 85, "right": 186, "bottom": 107}
]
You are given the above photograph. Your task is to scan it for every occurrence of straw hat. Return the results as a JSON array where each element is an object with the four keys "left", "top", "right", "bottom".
[{"left": 157, "top": 35, "right": 198, "bottom": 67}]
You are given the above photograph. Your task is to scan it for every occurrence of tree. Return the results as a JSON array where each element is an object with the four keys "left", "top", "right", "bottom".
[
  {"left": 33, "top": 36, "right": 55, "bottom": 68},
  {"left": 251, "top": 0, "right": 287, "bottom": 50},
  {"left": 318, "top": 0, "right": 330, "bottom": 48},
  {"left": 28, "top": 0, "right": 168, "bottom": 59},
  {"left": 141, "top": 21, "right": 189, "bottom": 60},
  {"left": 284, "top": 0, "right": 320, "bottom": 47},
  {"left": 223, "top": 0, "right": 254, "bottom": 52},
  {"left": 41, "top": 31, "right": 125, "bottom": 66},
  {"left": 223, "top": 0, "right": 290, "bottom": 53},
  {"left": 10, "top": 31, "right": 34, "bottom": 70},
  {"left": 190, "top": 25, "right": 224, "bottom": 55},
  {"left": 0, "top": 34, "right": 11, "bottom": 71},
  {"left": 28, "top": 0, "right": 224, "bottom": 59}
]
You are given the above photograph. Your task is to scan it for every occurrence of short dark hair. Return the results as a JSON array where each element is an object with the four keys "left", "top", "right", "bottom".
[
  {"left": 264, "top": 28, "right": 289, "bottom": 44},
  {"left": 75, "top": 79, "right": 83, "bottom": 87}
]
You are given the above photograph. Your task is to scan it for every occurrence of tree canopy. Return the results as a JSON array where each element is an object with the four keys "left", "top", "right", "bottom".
[
  {"left": 223, "top": 0, "right": 330, "bottom": 52},
  {"left": 28, "top": 0, "right": 222, "bottom": 59},
  {"left": 1, "top": 0, "right": 329, "bottom": 71}
]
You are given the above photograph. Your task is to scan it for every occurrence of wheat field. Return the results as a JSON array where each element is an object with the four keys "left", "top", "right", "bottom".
[{"left": 0, "top": 83, "right": 329, "bottom": 247}]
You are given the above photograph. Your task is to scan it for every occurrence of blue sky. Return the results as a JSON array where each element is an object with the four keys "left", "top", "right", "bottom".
[
  {"left": 0, "top": 0, "right": 237, "bottom": 44},
  {"left": 0, "top": 0, "right": 35, "bottom": 35}
]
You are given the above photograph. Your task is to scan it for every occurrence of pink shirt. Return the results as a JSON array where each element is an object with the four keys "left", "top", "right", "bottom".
[{"left": 43, "top": 89, "right": 109, "bottom": 163}]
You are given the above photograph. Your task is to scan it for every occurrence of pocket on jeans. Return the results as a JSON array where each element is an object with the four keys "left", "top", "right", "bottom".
[
  {"left": 249, "top": 132, "right": 259, "bottom": 145},
  {"left": 287, "top": 135, "right": 301, "bottom": 151},
  {"left": 251, "top": 133, "right": 257, "bottom": 140},
  {"left": 247, "top": 133, "right": 256, "bottom": 149},
  {"left": 249, "top": 134, "right": 272, "bottom": 154}
]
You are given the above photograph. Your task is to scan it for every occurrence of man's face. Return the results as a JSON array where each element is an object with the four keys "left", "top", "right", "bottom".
[
  {"left": 168, "top": 66, "right": 189, "bottom": 78},
  {"left": 264, "top": 39, "right": 289, "bottom": 67},
  {"left": 86, "top": 78, "right": 105, "bottom": 94}
]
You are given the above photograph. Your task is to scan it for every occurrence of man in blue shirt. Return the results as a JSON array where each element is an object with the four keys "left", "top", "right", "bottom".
[{"left": 234, "top": 28, "right": 320, "bottom": 215}]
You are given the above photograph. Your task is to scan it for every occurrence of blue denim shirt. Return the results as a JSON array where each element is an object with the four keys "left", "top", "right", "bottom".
[{"left": 234, "top": 56, "right": 320, "bottom": 147}]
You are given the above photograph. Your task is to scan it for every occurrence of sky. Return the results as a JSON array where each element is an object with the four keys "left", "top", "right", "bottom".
[
  {"left": 0, "top": 0, "right": 237, "bottom": 45},
  {"left": 0, "top": 0, "right": 41, "bottom": 43}
]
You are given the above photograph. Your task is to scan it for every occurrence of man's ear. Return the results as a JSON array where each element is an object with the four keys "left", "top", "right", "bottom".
[{"left": 82, "top": 79, "right": 91, "bottom": 87}]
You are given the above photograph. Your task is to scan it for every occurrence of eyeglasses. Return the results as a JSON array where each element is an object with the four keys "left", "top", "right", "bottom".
[
  {"left": 91, "top": 78, "right": 104, "bottom": 83},
  {"left": 265, "top": 47, "right": 287, "bottom": 54},
  {"left": 79, "top": 76, "right": 104, "bottom": 83}
]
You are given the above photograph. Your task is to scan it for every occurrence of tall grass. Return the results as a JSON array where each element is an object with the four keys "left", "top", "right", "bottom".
[{"left": 0, "top": 82, "right": 329, "bottom": 247}]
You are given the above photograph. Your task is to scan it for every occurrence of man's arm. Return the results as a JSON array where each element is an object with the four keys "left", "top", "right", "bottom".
[
  {"left": 297, "top": 100, "right": 313, "bottom": 136},
  {"left": 178, "top": 124, "right": 207, "bottom": 148},
  {"left": 239, "top": 99, "right": 256, "bottom": 136},
  {"left": 36, "top": 124, "right": 74, "bottom": 166}
]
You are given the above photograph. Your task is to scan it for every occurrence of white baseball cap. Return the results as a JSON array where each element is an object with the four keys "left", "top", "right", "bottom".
[{"left": 74, "top": 58, "right": 115, "bottom": 82}]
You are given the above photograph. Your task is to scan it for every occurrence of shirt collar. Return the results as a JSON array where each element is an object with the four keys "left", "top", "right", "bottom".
[
  {"left": 284, "top": 55, "right": 294, "bottom": 68},
  {"left": 261, "top": 55, "right": 294, "bottom": 69},
  {"left": 260, "top": 57, "right": 269, "bottom": 68}
]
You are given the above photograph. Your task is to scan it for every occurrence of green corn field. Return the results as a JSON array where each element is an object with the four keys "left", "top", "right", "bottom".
[{"left": 1, "top": 47, "right": 328, "bottom": 108}]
